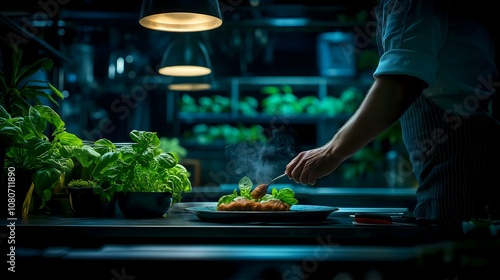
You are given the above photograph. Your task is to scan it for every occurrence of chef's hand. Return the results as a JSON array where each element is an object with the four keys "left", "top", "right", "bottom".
[{"left": 285, "top": 144, "right": 344, "bottom": 185}]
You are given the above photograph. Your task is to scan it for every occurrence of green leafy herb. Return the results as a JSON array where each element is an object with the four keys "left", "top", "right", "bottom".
[
  {"left": 0, "top": 38, "right": 64, "bottom": 118},
  {"left": 1, "top": 104, "right": 81, "bottom": 208},
  {"left": 270, "top": 187, "right": 298, "bottom": 206},
  {"left": 91, "top": 130, "right": 192, "bottom": 205},
  {"left": 67, "top": 179, "right": 97, "bottom": 189}
]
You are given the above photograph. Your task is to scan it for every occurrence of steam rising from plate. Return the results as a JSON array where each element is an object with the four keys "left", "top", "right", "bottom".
[{"left": 225, "top": 127, "right": 298, "bottom": 184}]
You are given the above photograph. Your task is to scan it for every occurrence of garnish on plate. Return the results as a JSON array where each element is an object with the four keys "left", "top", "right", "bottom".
[{"left": 217, "top": 176, "right": 298, "bottom": 211}]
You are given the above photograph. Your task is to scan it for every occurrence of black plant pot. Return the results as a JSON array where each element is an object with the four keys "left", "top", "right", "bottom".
[
  {"left": 116, "top": 192, "right": 172, "bottom": 218},
  {"left": 66, "top": 187, "right": 107, "bottom": 217}
]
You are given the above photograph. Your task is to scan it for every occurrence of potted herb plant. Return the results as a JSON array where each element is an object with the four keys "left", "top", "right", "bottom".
[
  {"left": 1, "top": 104, "right": 81, "bottom": 216},
  {"left": 65, "top": 179, "right": 102, "bottom": 216},
  {"left": 91, "top": 130, "right": 192, "bottom": 218},
  {"left": 0, "top": 38, "right": 78, "bottom": 217},
  {"left": 64, "top": 141, "right": 113, "bottom": 216}
]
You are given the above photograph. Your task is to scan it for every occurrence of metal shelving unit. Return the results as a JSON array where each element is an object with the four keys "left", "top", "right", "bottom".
[{"left": 164, "top": 75, "right": 373, "bottom": 150}]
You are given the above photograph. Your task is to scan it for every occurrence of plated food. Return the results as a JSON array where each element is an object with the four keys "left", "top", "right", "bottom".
[
  {"left": 187, "top": 204, "right": 339, "bottom": 223},
  {"left": 217, "top": 176, "right": 298, "bottom": 211}
]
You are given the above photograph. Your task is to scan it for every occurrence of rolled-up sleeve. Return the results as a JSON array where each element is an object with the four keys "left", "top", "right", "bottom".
[
  {"left": 373, "top": 0, "right": 446, "bottom": 87},
  {"left": 375, "top": 49, "right": 440, "bottom": 86}
]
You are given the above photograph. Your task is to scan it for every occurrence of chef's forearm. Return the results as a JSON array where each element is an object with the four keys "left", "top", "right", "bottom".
[{"left": 326, "top": 75, "right": 426, "bottom": 160}]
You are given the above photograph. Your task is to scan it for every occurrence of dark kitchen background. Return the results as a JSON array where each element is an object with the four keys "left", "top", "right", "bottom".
[{"left": 1, "top": 0, "right": 415, "bottom": 188}]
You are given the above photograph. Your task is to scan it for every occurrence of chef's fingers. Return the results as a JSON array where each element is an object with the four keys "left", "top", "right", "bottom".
[
  {"left": 285, "top": 152, "right": 302, "bottom": 173},
  {"left": 286, "top": 152, "right": 306, "bottom": 183},
  {"left": 288, "top": 151, "right": 317, "bottom": 185},
  {"left": 301, "top": 160, "right": 317, "bottom": 186},
  {"left": 307, "top": 172, "right": 316, "bottom": 185},
  {"left": 294, "top": 160, "right": 305, "bottom": 184}
]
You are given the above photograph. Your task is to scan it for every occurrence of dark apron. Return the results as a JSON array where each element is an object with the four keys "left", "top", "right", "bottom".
[{"left": 400, "top": 95, "right": 500, "bottom": 228}]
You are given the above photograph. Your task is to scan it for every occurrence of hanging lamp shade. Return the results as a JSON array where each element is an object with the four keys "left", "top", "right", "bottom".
[
  {"left": 139, "top": 0, "right": 223, "bottom": 32},
  {"left": 167, "top": 74, "right": 213, "bottom": 91},
  {"left": 159, "top": 35, "right": 212, "bottom": 77}
]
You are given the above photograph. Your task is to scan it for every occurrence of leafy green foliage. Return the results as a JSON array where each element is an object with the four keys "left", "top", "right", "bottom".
[
  {"left": 64, "top": 139, "right": 114, "bottom": 187},
  {"left": 0, "top": 39, "right": 78, "bottom": 210},
  {"left": 339, "top": 146, "right": 384, "bottom": 180},
  {"left": 1, "top": 104, "right": 81, "bottom": 207},
  {"left": 0, "top": 105, "right": 22, "bottom": 142},
  {"left": 185, "top": 123, "right": 267, "bottom": 145},
  {"left": 0, "top": 41, "right": 88, "bottom": 211},
  {"left": 217, "top": 176, "right": 298, "bottom": 208},
  {"left": 0, "top": 39, "right": 64, "bottom": 118},
  {"left": 239, "top": 96, "right": 259, "bottom": 116},
  {"left": 67, "top": 179, "right": 97, "bottom": 189},
  {"left": 271, "top": 187, "right": 298, "bottom": 206},
  {"left": 261, "top": 85, "right": 303, "bottom": 115},
  {"left": 91, "top": 130, "right": 192, "bottom": 205},
  {"left": 179, "top": 94, "right": 231, "bottom": 113},
  {"left": 339, "top": 121, "right": 406, "bottom": 182},
  {"left": 357, "top": 49, "right": 379, "bottom": 71},
  {"left": 260, "top": 85, "right": 364, "bottom": 116},
  {"left": 160, "top": 137, "right": 187, "bottom": 160}
]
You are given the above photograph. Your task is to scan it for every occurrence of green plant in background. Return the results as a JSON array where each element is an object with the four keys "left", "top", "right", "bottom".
[
  {"left": 179, "top": 85, "right": 365, "bottom": 118},
  {"left": 160, "top": 136, "right": 187, "bottom": 161},
  {"left": 317, "top": 96, "right": 344, "bottom": 116},
  {"left": 179, "top": 94, "right": 197, "bottom": 113},
  {"left": 337, "top": 87, "right": 365, "bottom": 114},
  {"left": 299, "top": 95, "right": 322, "bottom": 114},
  {"left": 357, "top": 49, "right": 379, "bottom": 71},
  {"left": 261, "top": 85, "right": 303, "bottom": 115},
  {"left": 260, "top": 85, "right": 365, "bottom": 116},
  {"left": 0, "top": 39, "right": 64, "bottom": 118},
  {"left": 339, "top": 121, "right": 406, "bottom": 182},
  {"left": 185, "top": 124, "right": 267, "bottom": 145},
  {"left": 337, "top": 9, "right": 369, "bottom": 24},
  {"left": 315, "top": 87, "right": 365, "bottom": 116},
  {"left": 179, "top": 93, "right": 231, "bottom": 113},
  {"left": 91, "top": 130, "right": 192, "bottom": 205},
  {"left": 323, "top": 86, "right": 396, "bottom": 183},
  {"left": 239, "top": 96, "right": 259, "bottom": 116},
  {"left": 340, "top": 146, "right": 384, "bottom": 180},
  {"left": 377, "top": 119, "right": 403, "bottom": 145},
  {"left": 179, "top": 93, "right": 260, "bottom": 116}
]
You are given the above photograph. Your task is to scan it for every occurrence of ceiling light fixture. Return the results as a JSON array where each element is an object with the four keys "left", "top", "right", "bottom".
[
  {"left": 139, "top": 0, "right": 223, "bottom": 32},
  {"left": 159, "top": 35, "right": 212, "bottom": 77},
  {"left": 167, "top": 74, "right": 214, "bottom": 91}
]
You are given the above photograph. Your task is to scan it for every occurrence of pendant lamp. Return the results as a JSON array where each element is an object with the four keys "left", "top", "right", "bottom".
[
  {"left": 167, "top": 74, "right": 213, "bottom": 91},
  {"left": 139, "top": 0, "right": 223, "bottom": 32},
  {"left": 159, "top": 35, "right": 212, "bottom": 77}
]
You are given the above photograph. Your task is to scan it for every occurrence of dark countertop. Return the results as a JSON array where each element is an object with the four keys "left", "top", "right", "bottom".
[
  {"left": 8, "top": 201, "right": 447, "bottom": 247},
  {"left": 0, "top": 185, "right": 450, "bottom": 251},
  {"left": 4, "top": 201, "right": 499, "bottom": 279}
]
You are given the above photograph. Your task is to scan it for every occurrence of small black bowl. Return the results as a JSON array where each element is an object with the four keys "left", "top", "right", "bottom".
[{"left": 116, "top": 192, "right": 172, "bottom": 218}]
